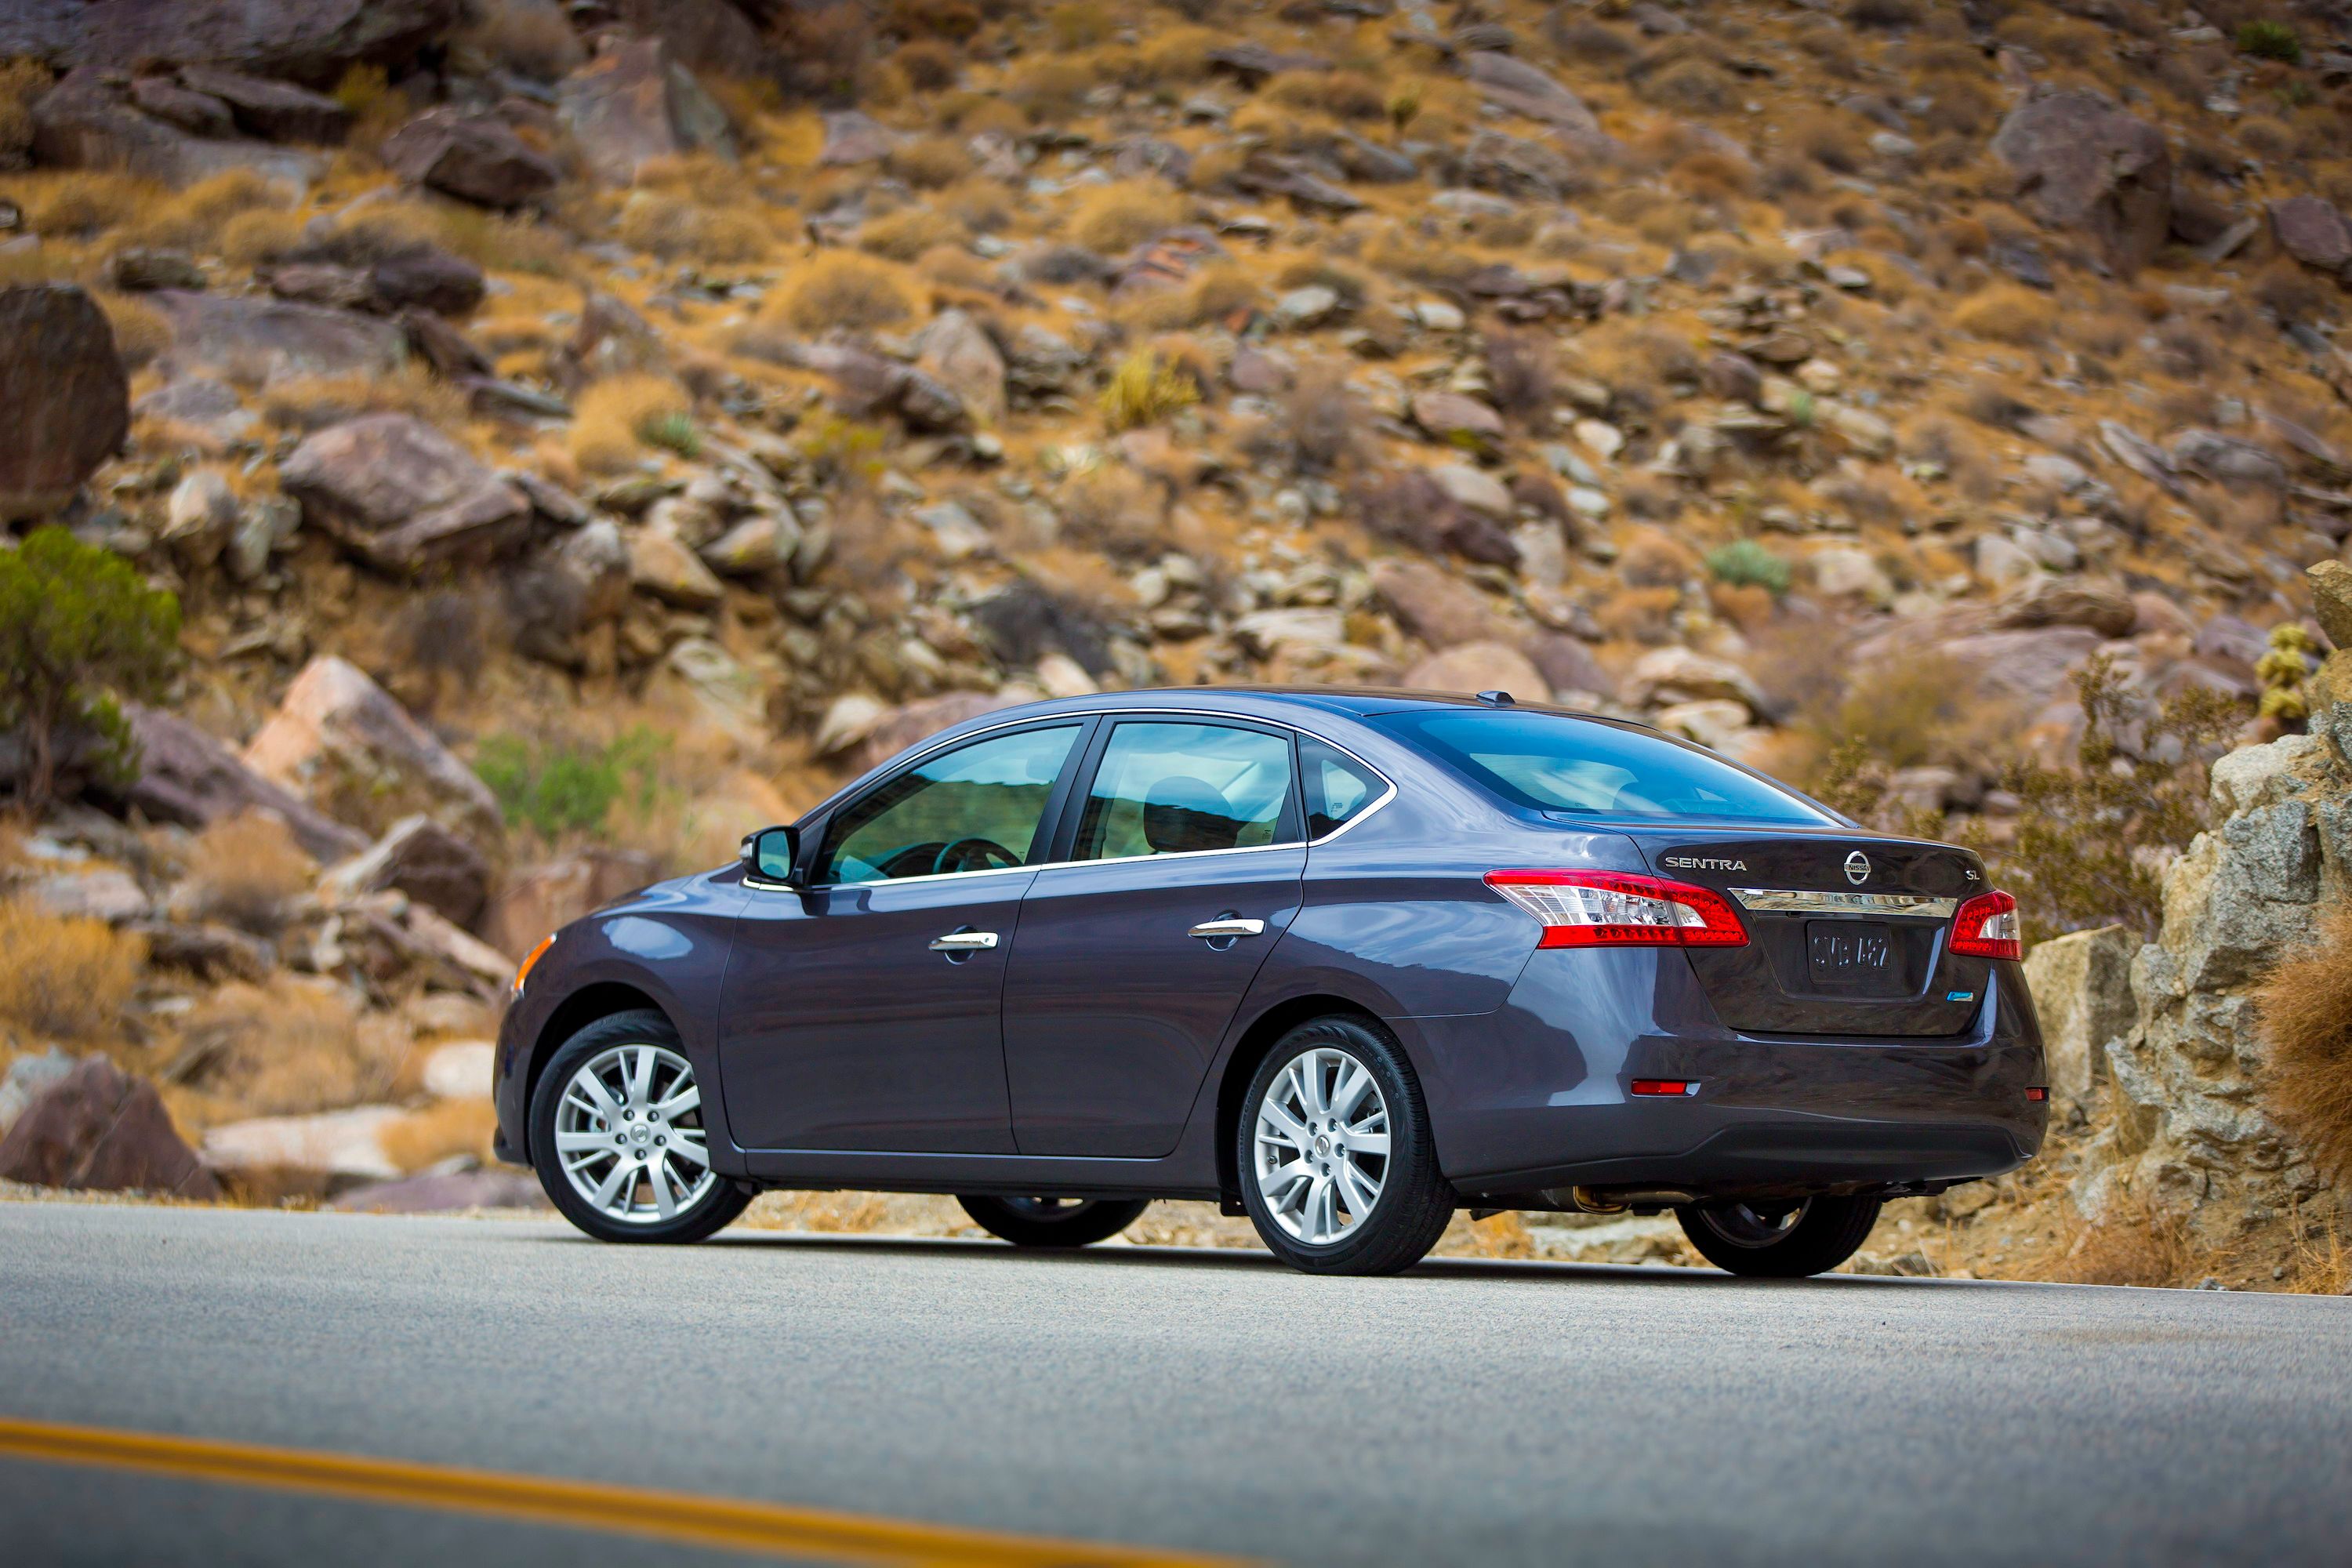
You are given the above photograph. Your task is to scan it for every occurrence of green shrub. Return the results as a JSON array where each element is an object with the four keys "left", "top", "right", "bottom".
[
  {"left": 2237, "top": 20, "right": 2302, "bottom": 62},
  {"left": 1706, "top": 539, "right": 1792, "bottom": 597},
  {"left": 475, "top": 727, "right": 666, "bottom": 844},
  {"left": 0, "top": 526, "right": 181, "bottom": 810},
  {"left": 637, "top": 408, "right": 702, "bottom": 460}
]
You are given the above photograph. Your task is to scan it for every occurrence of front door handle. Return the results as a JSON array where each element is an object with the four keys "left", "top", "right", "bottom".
[
  {"left": 928, "top": 931, "right": 1000, "bottom": 952},
  {"left": 1188, "top": 918, "right": 1266, "bottom": 940}
]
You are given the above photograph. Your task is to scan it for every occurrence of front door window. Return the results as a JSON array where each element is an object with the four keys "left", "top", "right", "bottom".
[{"left": 817, "top": 724, "right": 1081, "bottom": 884}]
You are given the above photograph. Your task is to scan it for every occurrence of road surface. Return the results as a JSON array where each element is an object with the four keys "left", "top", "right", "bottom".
[{"left": 2, "top": 1202, "right": 2347, "bottom": 1566}]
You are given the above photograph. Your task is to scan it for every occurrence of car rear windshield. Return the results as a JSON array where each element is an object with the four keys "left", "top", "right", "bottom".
[{"left": 1376, "top": 709, "right": 1831, "bottom": 825}]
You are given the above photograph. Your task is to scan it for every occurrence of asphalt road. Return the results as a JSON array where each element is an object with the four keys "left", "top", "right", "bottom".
[{"left": 2, "top": 1203, "right": 2348, "bottom": 1566}]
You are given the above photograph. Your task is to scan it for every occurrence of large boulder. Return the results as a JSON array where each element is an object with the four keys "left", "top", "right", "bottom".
[
  {"left": 279, "top": 414, "right": 532, "bottom": 574},
  {"left": 2023, "top": 924, "right": 2136, "bottom": 1111},
  {"left": 1461, "top": 50, "right": 1610, "bottom": 151},
  {"left": 0, "top": 1058, "right": 219, "bottom": 1199},
  {"left": 816, "top": 109, "right": 898, "bottom": 167},
  {"left": 202, "top": 1105, "right": 402, "bottom": 1181},
  {"left": 0, "top": 285, "right": 129, "bottom": 518},
  {"left": 557, "top": 36, "right": 734, "bottom": 186},
  {"left": 318, "top": 814, "right": 492, "bottom": 928},
  {"left": 1991, "top": 89, "right": 2171, "bottom": 275},
  {"left": 29, "top": 66, "right": 327, "bottom": 187},
  {"left": 1463, "top": 129, "right": 1581, "bottom": 201},
  {"left": 1370, "top": 559, "right": 1508, "bottom": 648},
  {"left": 481, "top": 848, "right": 660, "bottom": 959},
  {"left": 1402, "top": 641, "right": 1552, "bottom": 702},
  {"left": 117, "top": 704, "right": 368, "bottom": 862},
  {"left": 912, "top": 310, "right": 1007, "bottom": 426},
  {"left": 242, "top": 655, "right": 501, "bottom": 840},
  {"left": 4, "top": 0, "right": 458, "bottom": 85},
  {"left": 608, "top": 0, "right": 764, "bottom": 75},
  {"left": 176, "top": 66, "right": 348, "bottom": 142},
  {"left": 1624, "top": 646, "right": 1768, "bottom": 715},
  {"left": 381, "top": 108, "right": 560, "bottom": 209},
  {"left": 2269, "top": 196, "right": 2352, "bottom": 272},
  {"left": 150, "top": 290, "right": 407, "bottom": 387}
]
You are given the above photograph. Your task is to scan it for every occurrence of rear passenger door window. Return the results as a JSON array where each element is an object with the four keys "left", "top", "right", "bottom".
[{"left": 1071, "top": 721, "right": 1299, "bottom": 861}]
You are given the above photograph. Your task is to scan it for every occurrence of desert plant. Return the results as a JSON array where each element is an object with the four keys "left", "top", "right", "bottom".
[
  {"left": 2237, "top": 20, "right": 2302, "bottom": 62},
  {"left": 2256, "top": 903, "right": 2352, "bottom": 1184},
  {"left": 0, "top": 898, "right": 145, "bottom": 1042},
  {"left": 0, "top": 527, "right": 181, "bottom": 811},
  {"left": 1069, "top": 181, "right": 1185, "bottom": 256},
  {"left": 474, "top": 727, "right": 666, "bottom": 845},
  {"left": 1706, "top": 539, "right": 1792, "bottom": 597},
  {"left": 183, "top": 810, "right": 314, "bottom": 935},
  {"left": 568, "top": 375, "right": 695, "bottom": 474},
  {"left": 774, "top": 250, "right": 915, "bottom": 332},
  {"left": 1098, "top": 350, "right": 1198, "bottom": 431}
]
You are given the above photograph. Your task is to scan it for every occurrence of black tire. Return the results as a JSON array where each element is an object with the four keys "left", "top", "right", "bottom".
[
  {"left": 956, "top": 1195, "right": 1150, "bottom": 1247},
  {"left": 1235, "top": 1015, "right": 1454, "bottom": 1276},
  {"left": 530, "top": 1009, "right": 751, "bottom": 1245},
  {"left": 1678, "top": 1196, "right": 1882, "bottom": 1278}
]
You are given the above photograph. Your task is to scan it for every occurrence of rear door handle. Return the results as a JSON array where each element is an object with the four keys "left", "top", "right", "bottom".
[
  {"left": 929, "top": 931, "right": 1000, "bottom": 951},
  {"left": 1188, "top": 918, "right": 1266, "bottom": 940}
]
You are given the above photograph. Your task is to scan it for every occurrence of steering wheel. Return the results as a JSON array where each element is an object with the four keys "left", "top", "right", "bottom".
[{"left": 932, "top": 837, "right": 1022, "bottom": 876}]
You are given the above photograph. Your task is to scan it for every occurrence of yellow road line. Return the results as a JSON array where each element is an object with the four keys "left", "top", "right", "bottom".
[{"left": 0, "top": 1416, "right": 1243, "bottom": 1568}]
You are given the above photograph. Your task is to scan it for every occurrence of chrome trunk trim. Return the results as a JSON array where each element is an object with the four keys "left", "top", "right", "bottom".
[{"left": 1726, "top": 888, "right": 1958, "bottom": 919}]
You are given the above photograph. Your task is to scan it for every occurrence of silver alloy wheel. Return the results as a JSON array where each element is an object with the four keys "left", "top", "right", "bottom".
[
  {"left": 554, "top": 1044, "right": 716, "bottom": 1225},
  {"left": 1694, "top": 1200, "right": 1811, "bottom": 1249},
  {"left": 1253, "top": 1046, "right": 1391, "bottom": 1246}
]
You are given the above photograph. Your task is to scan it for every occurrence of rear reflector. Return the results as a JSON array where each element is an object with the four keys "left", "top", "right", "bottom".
[
  {"left": 1950, "top": 891, "right": 2024, "bottom": 960},
  {"left": 2025, "top": 1086, "right": 2049, "bottom": 1102},
  {"left": 1485, "top": 869, "right": 1748, "bottom": 949},
  {"left": 1631, "top": 1079, "right": 1698, "bottom": 1097}
]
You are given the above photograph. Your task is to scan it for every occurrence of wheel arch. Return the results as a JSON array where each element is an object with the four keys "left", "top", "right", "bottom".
[
  {"left": 1213, "top": 993, "right": 1388, "bottom": 1205},
  {"left": 524, "top": 982, "right": 673, "bottom": 1142}
]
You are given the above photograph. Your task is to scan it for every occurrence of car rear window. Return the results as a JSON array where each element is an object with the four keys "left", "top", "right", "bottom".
[{"left": 1376, "top": 709, "right": 1831, "bottom": 825}]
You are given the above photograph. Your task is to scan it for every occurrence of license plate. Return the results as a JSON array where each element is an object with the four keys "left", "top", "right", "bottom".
[{"left": 1807, "top": 922, "right": 1896, "bottom": 993}]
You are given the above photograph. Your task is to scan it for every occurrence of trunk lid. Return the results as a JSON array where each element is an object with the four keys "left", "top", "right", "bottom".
[{"left": 1610, "top": 822, "right": 1993, "bottom": 1038}]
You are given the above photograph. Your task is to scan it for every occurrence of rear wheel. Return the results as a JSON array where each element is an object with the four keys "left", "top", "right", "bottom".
[
  {"left": 1678, "top": 1196, "right": 1882, "bottom": 1278},
  {"left": 530, "top": 1010, "right": 750, "bottom": 1244},
  {"left": 957, "top": 1195, "right": 1149, "bottom": 1247}
]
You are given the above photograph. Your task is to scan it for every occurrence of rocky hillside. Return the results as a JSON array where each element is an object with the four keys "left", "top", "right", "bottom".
[{"left": 2, "top": 0, "right": 2351, "bottom": 1279}]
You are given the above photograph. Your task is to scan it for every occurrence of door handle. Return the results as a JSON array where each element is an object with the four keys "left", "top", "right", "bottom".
[
  {"left": 1188, "top": 918, "right": 1266, "bottom": 940},
  {"left": 928, "top": 931, "right": 1000, "bottom": 952}
]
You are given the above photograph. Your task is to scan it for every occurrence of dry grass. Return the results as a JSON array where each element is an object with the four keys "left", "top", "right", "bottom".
[
  {"left": 260, "top": 366, "right": 470, "bottom": 433},
  {"left": 887, "top": 135, "right": 975, "bottom": 190},
  {"left": 614, "top": 191, "right": 775, "bottom": 263},
  {"left": 2053, "top": 1191, "right": 2202, "bottom": 1288},
  {"left": 172, "top": 978, "right": 403, "bottom": 1118},
  {"left": 1112, "top": 263, "right": 1257, "bottom": 331},
  {"left": 1952, "top": 284, "right": 2059, "bottom": 347},
  {"left": 122, "top": 169, "right": 296, "bottom": 253},
  {"left": 569, "top": 373, "right": 695, "bottom": 475},
  {"left": 1069, "top": 181, "right": 1185, "bottom": 256},
  {"left": 0, "top": 899, "right": 145, "bottom": 1044},
  {"left": 182, "top": 811, "right": 314, "bottom": 935},
  {"left": 771, "top": 249, "right": 916, "bottom": 333},
  {"left": 858, "top": 205, "right": 966, "bottom": 262},
  {"left": 458, "top": 0, "right": 585, "bottom": 82},
  {"left": 379, "top": 1098, "right": 499, "bottom": 1173},
  {"left": 1099, "top": 349, "right": 1199, "bottom": 431},
  {"left": 96, "top": 292, "right": 170, "bottom": 370},
  {"left": 17, "top": 170, "right": 158, "bottom": 239},
  {"left": 2256, "top": 904, "right": 2352, "bottom": 1184}
]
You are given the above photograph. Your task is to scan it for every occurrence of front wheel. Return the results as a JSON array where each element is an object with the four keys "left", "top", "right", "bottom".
[
  {"left": 957, "top": 1195, "right": 1150, "bottom": 1247},
  {"left": 1677, "top": 1196, "right": 1882, "bottom": 1278}
]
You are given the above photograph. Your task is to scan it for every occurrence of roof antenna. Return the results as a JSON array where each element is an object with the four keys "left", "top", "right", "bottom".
[{"left": 1476, "top": 690, "right": 1515, "bottom": 706}]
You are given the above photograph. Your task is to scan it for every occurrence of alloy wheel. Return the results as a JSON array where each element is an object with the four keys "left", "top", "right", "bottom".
[
  {"left": 553, "top": 1044, "right": 716, "bottom": 1225},
  {"left": 1253, "top": 1046, "right": 1391, "bottom": 1246},
  {"left": 1693, "top": 1200, "right": 1812, "bottom": 1249}
]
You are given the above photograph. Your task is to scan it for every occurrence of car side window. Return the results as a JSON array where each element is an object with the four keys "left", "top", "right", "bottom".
[
  {"left": 817, "top": 724, "right": 1081, "bottom": 885},
  {"left": 1300, "top": 736, "right": 1383, "bottom": 840},
  {"left": 1073, "top": 722, "right": 1297, "bottom": 862}
]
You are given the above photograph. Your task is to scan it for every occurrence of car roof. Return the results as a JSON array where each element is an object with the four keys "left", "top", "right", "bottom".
[{"left": 965, "top": 685, "right": 1625, "bottom": 724}]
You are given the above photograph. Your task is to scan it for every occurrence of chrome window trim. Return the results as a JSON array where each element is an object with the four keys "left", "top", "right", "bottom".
[
  {"left": 1727, "top": 888, "right": 1959, "bottom": 919},
  {"left": 781, "top": 706, "right": 1399, "bottom": 893}
]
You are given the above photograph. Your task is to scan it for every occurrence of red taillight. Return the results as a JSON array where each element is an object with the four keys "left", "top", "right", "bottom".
[
  {"left": 1485, "top": 870, "right": 1748, "bottom": 949},
  {"left": 1631, "top": 1079, "right": 1698, "bottom": 1097},
  {"left": 1950, "top": 891, "right": 2023, "bottom": 960}
]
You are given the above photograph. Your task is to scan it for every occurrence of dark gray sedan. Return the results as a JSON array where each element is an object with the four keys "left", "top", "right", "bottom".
[{"left": 494, "top": 688, "right": 2046, "bottom": 1277}]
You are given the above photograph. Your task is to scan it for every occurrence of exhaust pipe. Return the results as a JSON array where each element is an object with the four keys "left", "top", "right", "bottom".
[{"left": 1563, "top": 1185, "right": 1701, "bottom": 1214}]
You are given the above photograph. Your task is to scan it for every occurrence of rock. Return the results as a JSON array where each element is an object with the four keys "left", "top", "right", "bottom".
[
  {"left": 1936, "top": 626, "right": 2105, "bottom": 708},
  {"left": 1974, "top": 533, "right": 2039, "bottom": 592},
  {"left": 1624, "top": 647, "right": 1767, "bottom": 715},
  {"left": 12, "top": 0, "right": 458, "bottom": 85},
  {"left": 157, "top": 468, "right": 236, "bottom": 570},
  {"left": 318, "top": 815, "right": 490, "bottom": 927},
  {"left": 1464, "top": 129, "right": 1579, "bottom": 200},
  {"left": 400, "top": 902, "right": 517, "bottom": 991},
  {"left": 176, "top": 66, "right": 347, "bottom": 142},
  {"left": 1207, "top": 42, "right": 1332, "bottom": 86},
  {"left": 1655, "top": 699, "right": 1754, "bottom": 750},
  {"left": 1402, "top": 641, "right": 1551, "bottom": 702},
  {"left": 814, "top": 692, "right": 888, "bottom": 757},
  {"left": 280, "top": 414, "right": 532, "bottom": 575},
  {"left": 1809, "top": 546, "right": 1893, "bottom": 606},
  {"left": 911, "top": 310, "right": 1007, "bottom": 425},
  {"left": 134, "top": 377, "right": 256, "bottom": 440},
  {"left": 1111, "top": 134, "right": 1192, "bottom": 185},
  {"left": 817, "top": 109, "right": 898, "bottom": 167},
  {"left": 1412, "top": 391, "right": 1506, "bottom": 450},
  {"left": 0, "top": 285, "right": 129, "bottom": 517},
  {"left": 203, "top": 1105, "right": 403, "bottom": 1181},
  {"left": 1232, "top": 608, "right": 1352, "bottom": 662},
  {"left": 1991, "top": 89, "right": 2171, "bottom": 275},
  {"left": 604, "top": 0, "right": 761, "bottom": 74},
  {"left": 1461, "top": 50, "right": 1609, "bottom": 148},
  {"left": 2269, "top": 196, "right": 2352, "bottom": 272},
  {"left": 330, "top": 1167, "right": 548, "bottom": 1212},
  {"left": 665, "top": 636, "right": 765, "bottom": 739},
  {"left": 626, "top": 526, "right": 725, "bottom": 609},
  {"left": 1233, "top": 152, "right": 1366, "bottom": 215},
  {"left": 366, "top": 246, "right": 485, "bottom": 317},
  {"left": 557, "top": 36, "right": 734, "bottom": 186},
  {"left": 417, "top": 1039, "right": 495, "bottom": 1101},
  {"left": 843, "top": 692, "right": 1027, "bottom": 775},
  {"left": 242, "top": 655, "right": 501, "bottom": 840},
  {"left": 30, "top": 67, "right": 326, "bottom": 187},
  {"left": 0, "top": 1058, "right": 217, "bottom": 1198},
  {"left": 106, "top": 247, "right": 206, "bottom": 292},
  {"left": 1227, "top": 347, "right": 1293, "bottom": 394},
  {"left": 132, "top": 917, "right": 274, "bottom": 982},
  {"left": 1994, "top": 577, "right": 2139, "bottom": 638},
  {"left": 2170, "top": 428, "right": 2288, "bottom": 489},
  {"left": 1822, "top": 401, "right": 1895, "bottom": 459},
  {"left": 20, "top": 869, "right": 148, "bottom": 924},
  {"left": 2024, "top": 925, "right": 2136, "bottom": 1109},
  {"left": 1431, "top": 462, "right": 1513, "bottom": 518},
  {"left": 699, "top": 511, "right": 799, "bottom": 577},
  {"left": 128, "top": 75, "right": 234, "bottom": 136},
  {"left": 1274, "top": 284, "right": 1344, "bottom": 329},
  {"left": 245, "top": 267, "right": 367, "bottom": 319},
  {"left": 2309, "top": 562, "right": 2352, "bottom": 652},
  {"left": 1414, "top": 299, "right": 1467, "bottom": 333},
  {"left": 480, "top": 848, "right": 659, "bottom": 960},
  {"left": 117, "top": 705, "right": 366, "bottom": 862},
  {"left": 381, "top": 108, "right": 560, "bottom": 208},
  {"left": 0, "top": 1049, "right": 78, "bottom": 1138},
  {"left": 151, "top": 290, "right": 407, "bottom": 387},
  {"left": 1370, "top": 559, "right": 1505, "bottom": 648},
  {"left": 1527, "top": 634, "right": 1616, "bottom": 701}
]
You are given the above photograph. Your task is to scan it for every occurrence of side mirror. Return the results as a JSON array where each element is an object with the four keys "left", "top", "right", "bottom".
[{"left": 740, "top": 825, "right": 799, "bottom": 886}]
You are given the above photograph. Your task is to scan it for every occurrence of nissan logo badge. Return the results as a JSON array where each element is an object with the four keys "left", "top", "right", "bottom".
[{"left": 1844, "top": 850, "right": 1870, "bottom": 885}]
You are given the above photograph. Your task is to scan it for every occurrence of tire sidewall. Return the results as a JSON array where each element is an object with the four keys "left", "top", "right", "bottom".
[
  {"left": 1236, "top": 1017, "right": 1450, "bottom": 1276},
  {"left": 1679, "top": 1196, "right": 1882, "bottom": 1278},
  {"left": 529, "top": 1010, "right": 747, "bottom": 1245}
]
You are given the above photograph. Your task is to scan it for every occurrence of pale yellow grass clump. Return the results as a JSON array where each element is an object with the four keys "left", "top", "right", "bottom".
[
  {"left": 175, "top": 978, "right": 404, "bottom": 1119},
  {"left": 769, "top": 249, "right": 916, "bottom": 334},
  {"left": 858, "top": 205, "right": 967, "bottom": 263},
  {"left": 94, "top": 291, "right": 170, "bottom": 369},
  {"left": 260, "top": 365, "right": 470, "bottom": 433},
  {"left": 182, "top": 811, "right": 314, "bottom": 935},
  {"left": 0, "top": 899, "right": 146, "bottom": 1044},
  {"left": 568, "top": 373, "right": 694, "bottom": 474},
  {"left": 1068, "top": 180, "right": 1186, "bottom": 256},
  {"left": 2256, "top": 904, "right": 2352, "bottom": 1185},
  {"left": 122, "top": 168, "right": 296, "bottom": 253},
  {"left": 1951, "top": 284, "right": 2059, "bottom": 347},
  {"left": 1098, "top": 349, "right": 1198, "bottom": 431}
]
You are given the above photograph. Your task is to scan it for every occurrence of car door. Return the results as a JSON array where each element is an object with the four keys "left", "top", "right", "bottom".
[
  {"left": 1000, "top": 718, "right": 1306, "bottom": 1158},
  {"left": 717, "top": 719, "right": 1091, "bottom": 1152}
]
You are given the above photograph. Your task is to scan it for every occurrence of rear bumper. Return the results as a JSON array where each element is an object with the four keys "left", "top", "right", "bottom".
[{"left": 1408, "top": 949, "right": 2048, "bottom": 1202}]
